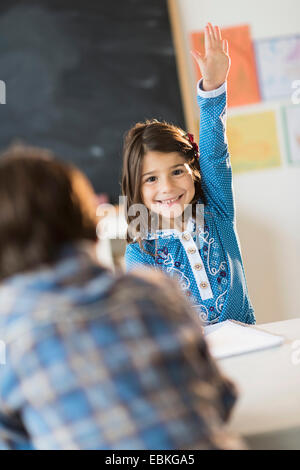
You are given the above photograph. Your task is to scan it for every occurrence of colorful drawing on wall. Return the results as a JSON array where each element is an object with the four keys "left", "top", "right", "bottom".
[
  {"left": 255, "top": 35, "right": 300, "bottom": 101},
  {"left": 281, "top": 105, "right": 300, "bottom": 165},
  {"left": 226, "top": 110, "right": 281, "bottom": 172},
  {"left": 190, "top": 24, "right": 260, "bottom": 108}
]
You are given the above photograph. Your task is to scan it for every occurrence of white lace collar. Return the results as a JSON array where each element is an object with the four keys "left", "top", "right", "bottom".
[{"left": 146, "top": 217, "right": 197, "bottom": 240}]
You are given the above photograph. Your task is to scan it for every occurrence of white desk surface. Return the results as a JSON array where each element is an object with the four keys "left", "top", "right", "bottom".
[{"left": 219, "top": 318, "right": 300, "bottom": 437}]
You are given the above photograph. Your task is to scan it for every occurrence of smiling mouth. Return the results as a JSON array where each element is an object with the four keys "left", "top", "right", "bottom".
[{"left": 155, "top": 194, "right": 184, "bottom": 206}]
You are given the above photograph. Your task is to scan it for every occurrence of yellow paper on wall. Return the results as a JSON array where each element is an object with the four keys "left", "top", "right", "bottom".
[{"left": 227, "top": 111, "right": 281, "bottom": 173}]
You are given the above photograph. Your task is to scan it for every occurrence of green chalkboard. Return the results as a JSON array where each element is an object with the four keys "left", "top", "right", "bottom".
[{"left": 0, "top": 0, "right": 184, "bottom": 203}]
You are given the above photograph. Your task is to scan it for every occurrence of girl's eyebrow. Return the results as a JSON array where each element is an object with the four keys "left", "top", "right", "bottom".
[{"left": 142, "top": 163, "right": 185, "bottom": 178}]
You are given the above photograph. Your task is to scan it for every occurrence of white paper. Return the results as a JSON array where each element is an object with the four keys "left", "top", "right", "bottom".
[
  {"left": 255, "top": 35, "right": 300, "bottom": 101},
  {"left": 204, "top": 320, "right": 284, "bottom": 359}
]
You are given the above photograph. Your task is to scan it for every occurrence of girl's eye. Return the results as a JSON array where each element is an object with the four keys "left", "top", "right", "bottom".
[
  {"left": 145, "top": 176, "right": 157, "bottom": 183},
  {"left": 173, "top": 168, "right": 184, "bottom": 176}
]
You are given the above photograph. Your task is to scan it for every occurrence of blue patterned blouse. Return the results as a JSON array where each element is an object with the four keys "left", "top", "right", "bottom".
[{"left": 125, "top": 81, "right": 255, "bottom": 326}]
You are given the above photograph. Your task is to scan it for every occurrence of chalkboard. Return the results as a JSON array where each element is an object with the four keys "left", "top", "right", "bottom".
[{"left": 0, "top": 0, "right": 185, "bottom": 203}]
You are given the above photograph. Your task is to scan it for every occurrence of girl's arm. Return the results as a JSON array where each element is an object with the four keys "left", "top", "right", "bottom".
[
  {"left": 192, "top": 24, "right": 234, "bottom": 221},
  {"left": 198, "top": 80, "right": 234, "bottom": 220}
]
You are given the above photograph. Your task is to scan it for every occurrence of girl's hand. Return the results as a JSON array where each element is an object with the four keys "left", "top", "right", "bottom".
[{"left": 191, "top": 23, "right": 230, "bottom": 91}]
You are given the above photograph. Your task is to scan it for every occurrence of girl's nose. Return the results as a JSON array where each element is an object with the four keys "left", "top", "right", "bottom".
[{"left": 160, "top": 176, "right": 174, "bottom": 193}]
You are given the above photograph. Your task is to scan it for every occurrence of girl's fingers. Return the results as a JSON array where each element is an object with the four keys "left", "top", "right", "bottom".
[
  {"left": 204, "top": 25, "right": 212, "bottom": 49},
  {"left": 205, "top": 22, "right": 224, "bottom": 50},
  {"left": 223, "top": 39, "right": 228, "bottom": 54},
  {"left": 191, "top": 50, "right": 202, "bottom": 60},
  {"left": 191, "top": 50, "right": 204, "bottom": 67},
  {"left": 207, "top": 22, "right": 216, "bottom": 42},
  {"left": 214, "top": 25, "right": 222, "bottom": 41}
]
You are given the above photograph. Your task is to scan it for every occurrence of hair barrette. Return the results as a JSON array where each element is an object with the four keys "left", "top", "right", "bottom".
[{"left": 185, "top": 132, "right": 199, "bottom": 158}]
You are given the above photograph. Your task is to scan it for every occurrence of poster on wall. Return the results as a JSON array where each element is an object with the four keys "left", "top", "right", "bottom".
[
  {"left": 255, "top": 35, "right": 300, "bottom": 101},
  {"left": 282, "top": 105, "right": 300, "bottom": 165},
  {"left": 226, "top": 110, "right": 281, "bottom": 172},
  {"left": 190, "top": 24, "right": 261, "bottom": 108}
]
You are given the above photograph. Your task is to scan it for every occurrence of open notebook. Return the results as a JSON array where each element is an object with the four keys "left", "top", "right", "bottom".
[{"left": 204, "top": 320, "right": 284, "bottom": 360}]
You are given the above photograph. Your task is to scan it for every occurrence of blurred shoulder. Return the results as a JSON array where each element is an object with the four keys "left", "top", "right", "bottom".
[{"left": 108, "top": 267, "right": 199, "bottom": 327}]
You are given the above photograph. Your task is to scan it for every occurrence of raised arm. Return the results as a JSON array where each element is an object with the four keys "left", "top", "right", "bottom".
[{"left": 192, "top": 24, "right": 234, "bottom": 221}]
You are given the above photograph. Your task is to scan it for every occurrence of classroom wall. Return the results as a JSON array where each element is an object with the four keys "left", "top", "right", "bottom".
[{"left": 176, "top": 0, "right": 300, "bottom": 324}]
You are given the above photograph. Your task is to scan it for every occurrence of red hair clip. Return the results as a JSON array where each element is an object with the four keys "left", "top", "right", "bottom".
[{"left": 185, "top": 132, "right": 199, "bottom": 158}]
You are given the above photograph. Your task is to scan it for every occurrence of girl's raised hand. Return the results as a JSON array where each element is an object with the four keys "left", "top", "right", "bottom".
[{"left": 191, "top": 23, "right": 230, "bottom": 91}]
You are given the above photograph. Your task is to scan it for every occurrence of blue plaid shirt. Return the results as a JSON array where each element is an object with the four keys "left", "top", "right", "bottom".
[
  {"left": 125, "top": 81, "right": 255, "bottom": 326},
  {"left": 0, "top": 244, "right": 241, "bottom": 450}
]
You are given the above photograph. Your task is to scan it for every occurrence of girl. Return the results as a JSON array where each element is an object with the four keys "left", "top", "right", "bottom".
[{"left": 122, "top": 23, "right": 255, "bottom": 325}]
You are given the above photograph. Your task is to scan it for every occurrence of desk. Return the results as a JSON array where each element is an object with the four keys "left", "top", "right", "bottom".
[{"left": 220, "top": 319, "right": 300, "bottom": 449}]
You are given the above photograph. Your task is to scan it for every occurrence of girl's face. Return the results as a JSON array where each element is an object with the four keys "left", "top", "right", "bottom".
[{"left": 140, "top": 151, "right": 195, "bottom": 222}]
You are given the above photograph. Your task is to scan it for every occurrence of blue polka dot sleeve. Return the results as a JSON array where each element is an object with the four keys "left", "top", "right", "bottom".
[{"left": 197, "top": 81, "right": 235, "bottom": 222}]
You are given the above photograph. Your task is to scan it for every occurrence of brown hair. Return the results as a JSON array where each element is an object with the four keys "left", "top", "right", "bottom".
[
  {"left": 122, "top": 119, "right": 205, "bottom": 255},
  {"left": 0, "top": 143, "right": 98, "bottom": 280}
]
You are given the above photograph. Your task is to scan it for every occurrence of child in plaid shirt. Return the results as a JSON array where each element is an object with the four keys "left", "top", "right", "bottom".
[{"left": 0, "top": 145, "right": 242, "bottom": 449}]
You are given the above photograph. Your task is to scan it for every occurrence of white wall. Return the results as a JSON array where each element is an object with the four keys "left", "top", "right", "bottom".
[{"left": 176, "top": 0, "right": 300, "bottom": 323}]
